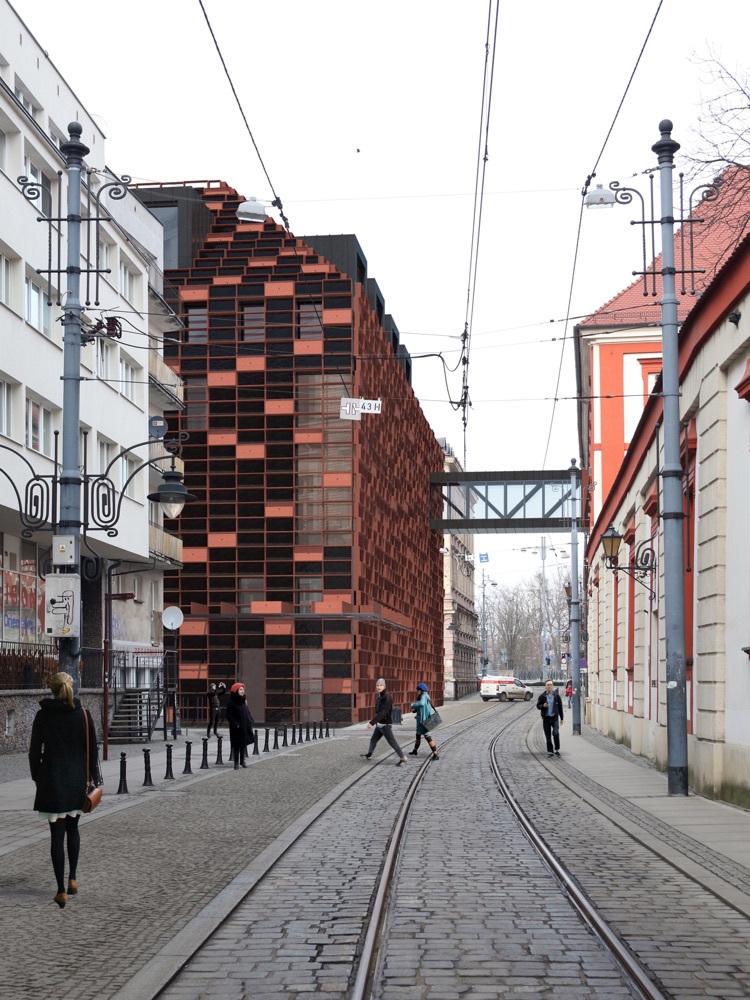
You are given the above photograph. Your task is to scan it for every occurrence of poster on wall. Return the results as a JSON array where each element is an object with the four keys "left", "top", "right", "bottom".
[
  {"left": 44, "top": 574, "right": 80, "bottom": 638},
  {"left": 21, "top": 574, "right": 37, "bottom": 643},
  {"left": 3, "top": 571, "right": 20, "bottom": 642}
]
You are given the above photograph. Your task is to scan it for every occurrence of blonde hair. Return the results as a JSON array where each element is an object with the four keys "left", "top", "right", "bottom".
[{"left": 50, "top": 672, "right": 75, "bottom": 708}]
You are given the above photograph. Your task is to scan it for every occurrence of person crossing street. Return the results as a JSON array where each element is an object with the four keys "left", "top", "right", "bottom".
[{"left": 361, "top": 679, "right": 408, "bottom": 766}]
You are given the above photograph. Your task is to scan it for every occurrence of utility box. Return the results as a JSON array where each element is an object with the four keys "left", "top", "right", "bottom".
[
  {"left": 51, "top": 535, "right": 77, "bottom": 566},
  {"left": 45, "top": 574, "right": 81, "bottom": 637}
]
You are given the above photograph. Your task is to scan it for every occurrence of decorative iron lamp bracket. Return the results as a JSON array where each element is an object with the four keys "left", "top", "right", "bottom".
[{"left": 601, "top": 524, "right": 656, "bottom": 600}]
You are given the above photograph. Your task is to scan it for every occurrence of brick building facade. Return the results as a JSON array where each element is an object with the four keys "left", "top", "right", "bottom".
[{"left": 135, "top": 183, "right": 445, "bottom": 725}]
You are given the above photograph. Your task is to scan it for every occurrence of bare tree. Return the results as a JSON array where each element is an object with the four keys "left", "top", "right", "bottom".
[{"left": 686, "top": 51, "right": 750, "bottom": 258}]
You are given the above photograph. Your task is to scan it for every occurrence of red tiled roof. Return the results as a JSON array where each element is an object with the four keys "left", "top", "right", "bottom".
[{"left": 581, "top": 165, "right": 750, "bottom": 328}]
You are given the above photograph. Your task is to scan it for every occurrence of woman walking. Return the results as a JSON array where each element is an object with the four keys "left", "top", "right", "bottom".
[
  {"left": 225, "top": 682, "right": 255, "bottom": 769},
  {"left": 28, "top": 672, "right": 100, "bottom": 908},
  {"left": 409, "top": 682, "right": 440, "bottom": 760}
]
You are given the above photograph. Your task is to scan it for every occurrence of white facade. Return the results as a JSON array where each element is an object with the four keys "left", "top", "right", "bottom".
[
  {"left": 0, "top": 1, "right": 183, "bottom": 676},
  {"left": 585, "top": 244, "right": 750, "bottom": 804}
]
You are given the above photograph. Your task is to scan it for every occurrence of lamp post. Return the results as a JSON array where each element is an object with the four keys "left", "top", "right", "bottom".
[
  {"left": 10, "top": 122, "right": 195, "bottom": 696},
  {"left": 480, "top": 569, "right": 497, "bottom": 675},
  {"left": 589, "top": 121, "right": 692, "bottom": 795},
  {"left": 651, "top": 121, "right": 689, "bottom": 796}
]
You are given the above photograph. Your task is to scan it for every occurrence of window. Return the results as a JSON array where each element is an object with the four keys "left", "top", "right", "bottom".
[
  {"left": 26, "top": 398, "right": 52, "bottom": 455},
  {"left": 119, "top": 357, "right": 136, "bottom": 401},
  {"left": 99, "top": 439, "right": 112, "bottom": 474},
  {"left": 96, "top": 339, "right": 110, "bottom": 380},
  {"left": 121, "top": 454, "right": 137, "bottom": 498},
  {"left": 242, "top": 304, "right": 264, "bottom": 342},
  {"left": 25, "top": 277, "right": 50, "bottom": 335},
  {"left": 22, "top": 156, "right": 52, "bottom": 217},
  {"left": 15, "top": 87, "right": 37, "bottom": 118},
  {"left": 0, "top": 379, "right": 12, "bottom": 437},
  {"left": 119, "top": 261, "right": 135, "bottom": 301},
  {"left": 185, "top": 305, "right": 207, "bottom": 343},
  {"left": 297, "top": 302, "right": 323, "bottom": 339},
  {"left": 184, "top": 377, "right": 208, "bottom": 430},
  {"left": 97, "top": 238, "right": 110, "bottom": 272},
  {"left": 0, "top": 129, "right": 6, "bottom": 172},
  {"left": 0, "top": 253, "right": 11, "bottom": 306}
]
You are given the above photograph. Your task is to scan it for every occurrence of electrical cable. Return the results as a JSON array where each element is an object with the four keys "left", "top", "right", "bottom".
[{"left": 541, "top": 0, "right": 665, "bottom": 468}]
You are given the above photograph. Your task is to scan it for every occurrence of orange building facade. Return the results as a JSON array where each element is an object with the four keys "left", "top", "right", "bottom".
[{"left": 135, "top": 183, "right": 445, "bottom": 725}]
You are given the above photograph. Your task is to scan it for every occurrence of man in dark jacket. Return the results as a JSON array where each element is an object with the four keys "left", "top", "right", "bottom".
[
  {"left": 536, "top": 679, "right": 564, "bottom": 757},
  {"left": 362, "top": 678, "right": 408, "bottom": 766}
]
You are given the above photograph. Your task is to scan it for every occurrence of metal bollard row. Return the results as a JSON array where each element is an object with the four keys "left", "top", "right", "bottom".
[{"left": 110, "top": 721, "right": 333, "bottom": 795}]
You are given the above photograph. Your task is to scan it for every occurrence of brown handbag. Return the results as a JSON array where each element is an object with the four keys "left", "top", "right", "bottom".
[{"left": 82, "top": 709, "right": 102, "bottom": 813}]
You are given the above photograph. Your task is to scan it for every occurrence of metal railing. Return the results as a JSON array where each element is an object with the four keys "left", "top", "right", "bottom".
[{"left": 0, "top": 642, "right": 103, "bottom": 689}]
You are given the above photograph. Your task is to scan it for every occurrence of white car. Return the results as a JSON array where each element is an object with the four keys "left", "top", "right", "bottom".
[{"left": 480, "top": 675, "right": 533, "bottom": 702}]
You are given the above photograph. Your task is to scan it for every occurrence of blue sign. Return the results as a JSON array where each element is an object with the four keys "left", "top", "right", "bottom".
[{"left": 479, "top": 553, "right": 489, "bottom": 563}]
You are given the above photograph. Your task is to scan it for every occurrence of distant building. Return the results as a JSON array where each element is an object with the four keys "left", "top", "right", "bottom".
[
  {"left": 133, "top": 183, "right": 445, "bottom": 724},
  {"left": 437, "top": 440, "right": 478, "bottom": 699}
]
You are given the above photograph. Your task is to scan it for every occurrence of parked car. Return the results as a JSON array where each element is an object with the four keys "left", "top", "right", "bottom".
[{"left": 480, "top": 675, "right": 533, "bottom": 702}]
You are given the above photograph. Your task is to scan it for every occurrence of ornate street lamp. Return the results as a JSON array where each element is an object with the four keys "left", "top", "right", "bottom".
[{"left": 601, "top": 524, "right": 656, "bottom": 599}]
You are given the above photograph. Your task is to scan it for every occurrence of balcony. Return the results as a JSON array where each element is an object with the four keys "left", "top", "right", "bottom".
[
  {"left": 148, "top": 351, "right": 184, "bottom": 410},
  {"left": 149, "top": 522, "right": 183, "bottom": 565}
]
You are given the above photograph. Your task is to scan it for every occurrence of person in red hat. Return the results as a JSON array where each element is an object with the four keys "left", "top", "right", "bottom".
[{"left": 225, "top": 683, "right": 255, "bottom": 769}]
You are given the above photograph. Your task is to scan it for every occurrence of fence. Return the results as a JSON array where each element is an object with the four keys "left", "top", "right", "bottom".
[{"left": 0, "top": 642, "right": 103, "bottom": 689}]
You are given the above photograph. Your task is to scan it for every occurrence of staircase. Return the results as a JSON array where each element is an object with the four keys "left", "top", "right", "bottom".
[{"left": 108, "top": 689, "right": 163, "bottom": 744}]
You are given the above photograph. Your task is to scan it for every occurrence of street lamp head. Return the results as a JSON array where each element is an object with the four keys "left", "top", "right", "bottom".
[
  {"left": 148, "top": 469, "right": 196, "bottom": 519},
  {"left": 236, "top": 198, "right": 267, "bottom": 223},
  {"left": 601, "top": 524, "right": 623, "bottom": 566},
  {"left": 584, "top": 183, "right": 616, "bottom": 209}
]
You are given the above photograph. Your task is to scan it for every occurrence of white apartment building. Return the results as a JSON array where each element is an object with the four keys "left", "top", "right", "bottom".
[{"left": 0, "top": 0, "right": 184, "bottom": 728}]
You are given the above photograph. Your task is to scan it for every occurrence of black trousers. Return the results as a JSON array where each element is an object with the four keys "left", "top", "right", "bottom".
[{"left": 542, "top": 715, "right": 560, "bottom": 752}]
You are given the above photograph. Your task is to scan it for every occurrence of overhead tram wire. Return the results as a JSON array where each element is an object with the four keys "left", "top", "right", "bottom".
[
  {"left": 196, "top": 0, "right": 438, "bottom": 514},
  {"left": 459, "top": 0, "right": 500, "bottom": 467},
  {"left": 540, "top": 0, "right": 665, "bottom": 468}
]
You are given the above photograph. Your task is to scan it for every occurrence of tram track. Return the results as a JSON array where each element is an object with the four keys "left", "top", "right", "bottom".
[
  {"left": 487, "top": 707, "right": 667, "bottom": 1000},
  {"left": 148, "top": 699, "right": 750, "bottom": 999}
]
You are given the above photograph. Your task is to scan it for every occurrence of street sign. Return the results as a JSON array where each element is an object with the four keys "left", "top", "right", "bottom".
[{"left": 339, "top": 398, "right": 382, "bottom": 421}]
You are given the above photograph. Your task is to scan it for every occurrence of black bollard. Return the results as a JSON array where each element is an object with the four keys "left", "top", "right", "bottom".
[
  {"left": 183, "top": 741, "right": 193, "bottom": 775},
  {"left": 253, "top": 731, "right": 260, "bottom": 755},
  {"left": 282, "top": 726, "right": 288, "bottom": 747},
  {"left": 291, "top": 724, "right": 297, "bottom": 746},
  {"left": 117, "top": 752, "right": 128, "bottom": 794},
  {"left": 273, "top": 728, "right": 279, "bottom": 750},
  {"left": 318, "top": 721, "right": 324, "bottom": 739},
  {"left": 298, "top": 723, "right": 304, "bottom": 744},
  {"left": 215, "top": 735, "right": 224, "bottom": 766},
  {"left": 312, "top": 722, "right": 317, "bottom": 741},
  {"left": 200, "top": 738, "right": 210, "bottom": 769},
  {"left": 164, "top": 743, "right": 175, "bottom": 780},
  {"left": 325, "top": 720, "right": 330, "bottom": 738},
  {"left": 142, "top": 748, "right": 154, "bottom": 787},
  {"left": 263, "top": 728, "right": 270, "bottom": 753},
  {"left": 305, "top": 722, "right": 310, "bottom": 742}
]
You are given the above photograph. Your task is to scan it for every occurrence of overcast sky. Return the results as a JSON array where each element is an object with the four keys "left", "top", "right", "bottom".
[{"left": 10, "top": 0, "right": 750, "bottom": 581}]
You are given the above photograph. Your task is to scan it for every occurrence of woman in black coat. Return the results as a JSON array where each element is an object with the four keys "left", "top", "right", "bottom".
[
  {"left": 206, "top": 681, "right": 226, "bottom": 738},
  {"left": 225, "top": 682, "right": 255, "bottom": 769},
  {"left": 28, "top": 671, "right": 100, "bottom": 908}
]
